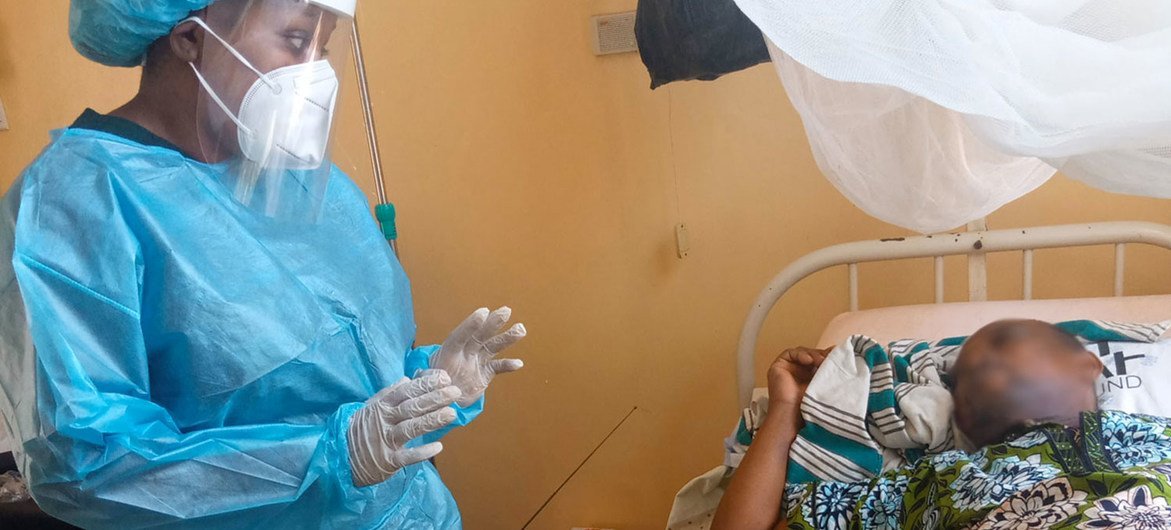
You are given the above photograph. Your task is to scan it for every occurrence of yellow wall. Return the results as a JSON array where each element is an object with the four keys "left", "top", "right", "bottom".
[{"left": 2, "top": 2, "right": 1170, "bottom": 529}]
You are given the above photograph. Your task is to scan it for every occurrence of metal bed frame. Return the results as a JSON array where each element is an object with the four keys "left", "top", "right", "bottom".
[{"left": 735, "top": 221, "right": 1171, "bottom": 409}]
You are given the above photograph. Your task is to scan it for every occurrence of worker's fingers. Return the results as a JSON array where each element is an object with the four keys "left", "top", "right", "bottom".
[
  {"left": 390, "top": 442, "right": 445, "bottom": 470},
  {"left": 367, "top": 377, "right": 411, "bottom": 406},
  {"left": 481, "top": 323, "right": 527, "bottom": 355},
  {"left": 395, "top": 371, "right": 453, "bottom": 405},
  {"left": 472, "top": 307, "right": 512, "bottom": 343},
  {"left": 374, "top": 371, "right": 452, "bottom": 408},
  {"left": 442, "top": 308, "right": 490, "bottom": 351},
  {"left": 456, "top": 394, "right": 483, "bottom": 408},
  {"left": 488, "top": 358, "right": 524, "bottom": 374},
  {"left": 385, "top": 385, "right": 461, "bottom": 424},
  {"left": 389, "top": 407, "right": 457, "bottom": 446},
  {"left": 412, "top": 368, "right": 452, "bottom": 381}
]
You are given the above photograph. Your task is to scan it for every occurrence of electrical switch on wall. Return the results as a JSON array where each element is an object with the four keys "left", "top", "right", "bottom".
[{"left": 591, "top": 12, "right": 638, "bottom": 56}]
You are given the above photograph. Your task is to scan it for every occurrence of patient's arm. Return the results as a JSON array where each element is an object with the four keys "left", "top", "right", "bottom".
[
  {"left": 711, "top": 398, "right": 800, "bottom": 530},
  {"left": 711, "top": 347, "right": 827, "bottom": 530}
]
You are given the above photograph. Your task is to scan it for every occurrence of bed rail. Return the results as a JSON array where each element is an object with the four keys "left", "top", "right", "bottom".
[{"left": 736, "top": 221, "right": 1171, "bottom": 409}]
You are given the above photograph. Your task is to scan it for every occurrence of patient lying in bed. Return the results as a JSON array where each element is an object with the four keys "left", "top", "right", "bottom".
[{"left": 713, "top": 320, "right": 1171, "bottom": 530}]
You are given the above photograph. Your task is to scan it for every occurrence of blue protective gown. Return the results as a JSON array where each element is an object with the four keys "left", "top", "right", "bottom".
[{"left": 0, "top": 119, "right": 481, "bottom": 529}]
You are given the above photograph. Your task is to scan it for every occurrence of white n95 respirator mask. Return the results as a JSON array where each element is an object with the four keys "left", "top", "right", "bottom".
[{"left": 185, "top": 17, "right": 339, "bottom": 170}]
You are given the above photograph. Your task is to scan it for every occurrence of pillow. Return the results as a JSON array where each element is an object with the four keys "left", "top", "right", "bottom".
[
  {"left": 900, "top": 320, "right": 1171, "bottom": 414},
  {"left": 1092, "top": 338, "right": 1171, "bottom": 416}
]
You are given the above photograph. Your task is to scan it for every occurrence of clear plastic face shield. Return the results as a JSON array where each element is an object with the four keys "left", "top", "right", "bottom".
[{"left": 183, "top": 0, "right": 355, "bottom": 222}]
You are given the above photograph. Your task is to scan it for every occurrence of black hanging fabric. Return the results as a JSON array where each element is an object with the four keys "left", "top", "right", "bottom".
[{"left": 634, "top": 0, "right": 771, "bottom": 89}]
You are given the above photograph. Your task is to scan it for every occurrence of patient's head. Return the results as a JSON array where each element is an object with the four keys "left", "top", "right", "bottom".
[{"left": 951, "top": 319, "right": 1102, "bottom": 448}]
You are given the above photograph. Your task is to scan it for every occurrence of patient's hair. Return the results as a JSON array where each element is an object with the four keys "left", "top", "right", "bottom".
[{"left": 951, "top": 319, "right": 1101, "bottom": 448}]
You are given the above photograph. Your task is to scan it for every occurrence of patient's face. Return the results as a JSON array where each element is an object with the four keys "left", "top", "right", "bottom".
[{"left": 951, "top": 319, "right": 1101, "bottom": 447}]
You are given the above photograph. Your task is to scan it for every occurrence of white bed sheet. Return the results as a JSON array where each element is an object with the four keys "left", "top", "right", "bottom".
[{"left": 817, "top": 295, "right": 1171, "bottom": 348}]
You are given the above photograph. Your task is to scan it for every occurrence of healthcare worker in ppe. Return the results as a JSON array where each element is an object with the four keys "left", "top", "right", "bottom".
[{"left": 0, "top": 0, "right": 528, "bottom": 528}]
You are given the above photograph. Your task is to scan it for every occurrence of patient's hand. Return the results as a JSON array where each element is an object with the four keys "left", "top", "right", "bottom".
[
  {"left": 714, "top": 346, "right": 831, "bottom": 530},
  {"left": 767, "top": 347, "right": 829, "bottom": 410}
]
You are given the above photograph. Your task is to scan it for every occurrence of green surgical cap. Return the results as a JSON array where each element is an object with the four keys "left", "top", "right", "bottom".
[{"left": 69, "top": 0, "right": 218, "bottom": 67}]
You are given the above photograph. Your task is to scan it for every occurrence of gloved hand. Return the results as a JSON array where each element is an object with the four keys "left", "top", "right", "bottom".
[
  {"left": 431, "top": 307, "right": 527, "bottom": 407},
  {"left": 348, "top": 371, "right": 462, "bottom": 487}
]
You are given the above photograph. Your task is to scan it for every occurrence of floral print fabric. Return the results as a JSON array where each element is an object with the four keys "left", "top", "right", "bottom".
[{"left": 782, "top": 411, "right": 1171, "bottom": 529}]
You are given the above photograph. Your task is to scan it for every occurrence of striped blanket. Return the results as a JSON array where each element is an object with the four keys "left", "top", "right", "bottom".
[
  {"left": 735, "top": 320, "right": 1171, "bottom": 485},
  {"left": 786, "top": 334, "right": 956, "bottom": 483}
]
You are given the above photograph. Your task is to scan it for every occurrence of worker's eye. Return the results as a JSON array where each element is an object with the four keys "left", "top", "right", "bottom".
[{"left": 285, "top": 31, "right": 311, "bottom": 52}]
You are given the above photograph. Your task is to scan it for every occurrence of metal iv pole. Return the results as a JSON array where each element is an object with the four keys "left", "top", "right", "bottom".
[{"left": 350, "top": 14, "right": 399, "bottom": 257}]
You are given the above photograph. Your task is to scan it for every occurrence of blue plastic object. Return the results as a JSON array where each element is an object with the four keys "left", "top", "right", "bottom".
[
  {"left": 0, "top": 127, "right": 482, "bottom": 529},
  {"left": 69, "top": 0, "right": 217, "bottom": 67},
  {"left": 375, "top": 202, "right": 398, "bottom": 242}
]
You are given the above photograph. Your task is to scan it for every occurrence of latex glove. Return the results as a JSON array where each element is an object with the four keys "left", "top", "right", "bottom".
[
  {"left": 431, "top": 307, "right": 527, "bottom": 407},
  {"left": 348, "top": 371, "right": 462, "bottom": 487}
]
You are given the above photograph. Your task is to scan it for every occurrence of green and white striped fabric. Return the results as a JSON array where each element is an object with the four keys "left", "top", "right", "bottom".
[
  {"left": 786, "top": 334, "right": 954, "bottom": 484},
  {"left": 733, "top": 320, "right": 1171, "bottom": 485}
]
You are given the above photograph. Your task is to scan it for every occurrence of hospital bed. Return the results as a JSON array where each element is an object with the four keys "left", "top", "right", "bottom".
[{"left": 670, "top": 221, "right": 1171, "bottom": 529}]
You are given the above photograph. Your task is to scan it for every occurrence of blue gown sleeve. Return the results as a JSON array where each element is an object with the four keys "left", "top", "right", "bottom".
[
  {"left": 8, "top": 159, "right": 377, "bottom": 529},
  {"left": 403, "top": 345, "right": 485, "bottom": 444}
]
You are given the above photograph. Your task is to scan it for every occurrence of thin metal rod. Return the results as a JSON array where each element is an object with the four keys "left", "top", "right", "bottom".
[
  {"left": 350, "top": 16, "right": 389, "bottom": 206},
  {"left": 1115, "top": 244, "right": 1126, "bottom": 297},
  {"left": 1023, "top": 250, "right": 1034, "bottom": 300},
  {"left": 934, "top": 256, "right": 944, "bottom": 304},
  {"left": 521, "top": 407, "right": 639, "bottom": 529},
  {"left": 849, "top": 264, "right": 859, "bottom": 312}
]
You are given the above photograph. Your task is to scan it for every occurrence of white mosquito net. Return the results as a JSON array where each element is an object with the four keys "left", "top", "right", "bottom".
[{"left": 733, "top": 0, "right": 1171, "bottom": 233}]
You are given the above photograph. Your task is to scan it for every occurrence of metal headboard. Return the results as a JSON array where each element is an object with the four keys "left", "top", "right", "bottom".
[{"left": 736, "top": 221, "right": 1171, "bottom": 409}]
